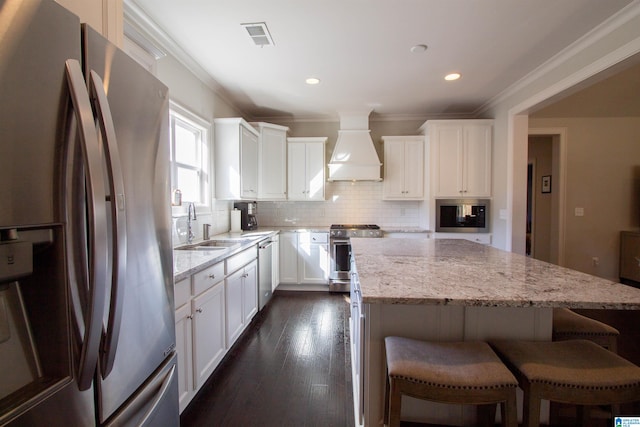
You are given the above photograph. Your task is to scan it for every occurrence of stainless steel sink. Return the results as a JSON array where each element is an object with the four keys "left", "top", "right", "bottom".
[
  {"left": 197, "top": 240, "right": 235, "bottom": 247},
  {"left": 175, "top": 245, "right": 229, "bottom": 252},
  {"left": 175, "top": 239, "right": 236, "bottom": 251}
]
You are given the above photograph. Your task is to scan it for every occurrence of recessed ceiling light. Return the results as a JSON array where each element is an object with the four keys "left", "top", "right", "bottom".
[
  {"left": 305, "top": 77, "right": 320, "bottom": 85},
  {"left": 445, "top": 73, "right": 461, "bottom": 81},
  {"left": 410, "top": 44, "right": 428, "bottom": 53}
]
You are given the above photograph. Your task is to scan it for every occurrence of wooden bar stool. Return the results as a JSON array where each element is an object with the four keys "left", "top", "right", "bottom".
[
  {"left": 491, "top": 339, "right": 640, "bottom": 427},
  {"left": 384, "top": 336, "right": 518, "bottom": 427},
  {"left": 553, "top": 308, "right": 619, "bottom": 353}
]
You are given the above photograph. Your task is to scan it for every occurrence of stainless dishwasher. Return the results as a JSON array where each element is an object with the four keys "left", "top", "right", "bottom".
[{"left": 258, "top": 238, "right": 274, "bottom": 310}]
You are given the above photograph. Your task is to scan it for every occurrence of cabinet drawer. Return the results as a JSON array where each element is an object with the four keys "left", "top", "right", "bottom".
[
  {"left": 193, "top": 262, "right": 225, "bottom": 295},
  {"left": 226, "top": 246, "right": 257, "bottom": 274},
  {"left": 174, "top": 277, "right": 191, "bottom": 309},
  {"left": 299, "top": 232, "right": 328, "bottom": 244}
]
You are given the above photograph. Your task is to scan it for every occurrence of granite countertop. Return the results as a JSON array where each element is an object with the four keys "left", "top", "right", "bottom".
[
  {"left": 173, "top": 229, "right": 279, "bottom": 281},
  {"left": 350, "top": 238, "right": 640, "bottom": 309},
  {"left": 381, "top": 227, "right": 430, "bottom": 234}
]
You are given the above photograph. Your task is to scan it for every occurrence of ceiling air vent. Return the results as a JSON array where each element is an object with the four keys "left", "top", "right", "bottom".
[{"left": 241, "top": 22, "right": 275, "bottom": 47}]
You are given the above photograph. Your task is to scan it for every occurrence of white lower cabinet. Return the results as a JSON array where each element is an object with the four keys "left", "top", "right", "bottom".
[
  {"left": 279, "top": 231, "right": 329, "bottom": 285},
  {"left": 225, "top": 259, "right": 258, "bottom": 347},
  {"left": 174, "top": 262, "right": 225, "bottom": 413},
  {"left": 174, "top": 295, "right": 193, "bottom": 412},
  {"left": 192, "top": 282, "right": 226, "bottom": 389},
  {"left": 174, "top": 245, "right": 258, "bottom": 413}
]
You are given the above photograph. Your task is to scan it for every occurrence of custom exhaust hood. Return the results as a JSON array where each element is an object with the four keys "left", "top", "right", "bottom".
[{"left": 328, "top": 111, "right": 382, "bottom": 181}]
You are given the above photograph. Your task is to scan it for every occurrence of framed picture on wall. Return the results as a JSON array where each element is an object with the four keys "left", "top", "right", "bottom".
[{"left": 541, "top": 175, "right": 551, "bottom": 193}]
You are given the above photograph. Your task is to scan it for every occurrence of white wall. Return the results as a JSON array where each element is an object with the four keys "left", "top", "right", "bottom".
[
  {"left": 155, "top": 52, "right": 244, "bottom": 244},
  {"left": 484, "top": 5, "right": 640, "bottom": 253},
  {"left": 529, "top": 117, "right": 640, "bottom": 280}
]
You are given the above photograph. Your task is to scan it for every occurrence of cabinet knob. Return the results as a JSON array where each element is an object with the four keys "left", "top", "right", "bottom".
[
  {"left": 196, "top": 308, "right": 203, "bottom": 313},
  {"left": 187, "top": 314, "right": 193, "bottom": 320},
  {"left": 208, "top": 274, "right": 216, "bottom": 279}
]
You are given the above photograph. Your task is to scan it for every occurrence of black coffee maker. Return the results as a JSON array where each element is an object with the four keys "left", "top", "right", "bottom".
[{"left": 233, "top": 202, "right": 258, "bottom": 230}]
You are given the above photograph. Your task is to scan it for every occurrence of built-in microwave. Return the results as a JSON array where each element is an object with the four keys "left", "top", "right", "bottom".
[{"left": 436, "top": 199, "right": 489, "bottom": 233}]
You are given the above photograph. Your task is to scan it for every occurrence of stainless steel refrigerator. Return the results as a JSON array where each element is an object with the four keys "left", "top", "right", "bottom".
[{"left": 0, "top": 0, "right": 178, "bottom": 425}]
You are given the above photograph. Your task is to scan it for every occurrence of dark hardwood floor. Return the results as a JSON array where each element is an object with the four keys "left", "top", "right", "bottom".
[{"left": 180, "top": 291, "right": 355, "bottom": 427}]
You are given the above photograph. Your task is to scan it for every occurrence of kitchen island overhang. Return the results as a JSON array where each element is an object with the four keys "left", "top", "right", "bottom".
[{"left": 349, "top": 238, "right": 640, "bottom": 427}]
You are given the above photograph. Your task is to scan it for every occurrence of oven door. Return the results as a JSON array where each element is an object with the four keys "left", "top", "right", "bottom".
[{"left": 330, "top": 238, "right": 351, "bottom": 282}]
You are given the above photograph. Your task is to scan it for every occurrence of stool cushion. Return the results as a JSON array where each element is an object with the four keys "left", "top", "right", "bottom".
[
  {"left": 385, "top": 337, "right": 518, "bottom": 390},
  {"left": 553, "top": 308, "right": 619, "bottom": 337},
  {"left": 491, "top": 339, "right": 640, "bottom": 390}
]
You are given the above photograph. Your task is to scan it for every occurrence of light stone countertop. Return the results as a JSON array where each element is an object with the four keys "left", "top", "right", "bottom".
[
  {"left": 350, "top": 238, "right": 640, "bottom": 309},
  {"left": 173, "top": 229, "right": 279, "bottom": 281}
]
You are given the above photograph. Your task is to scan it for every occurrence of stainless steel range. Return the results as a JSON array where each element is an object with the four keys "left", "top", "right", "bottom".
[{"left": 329, "top": 224, "right": 382, "bottom": 292}]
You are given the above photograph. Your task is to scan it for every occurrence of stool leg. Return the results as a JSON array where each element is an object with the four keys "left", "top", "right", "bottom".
[
  {"left": 388, "top": 379, "right": 402, "bottom": 427},
  {"left": 576, "top": 405, "right": 589, "bottom": 426},
  {"left": 503, "top": 393, "right": 518, "bottom": 427},
  {"left": 477, "top": 404, "right": 496, "bottom": 426},
  {"left": 384, "top": 373, "right": 390, "bottom": 425},
  {"left": 523, "top": 383, "right": 542, "bottom": 427}
]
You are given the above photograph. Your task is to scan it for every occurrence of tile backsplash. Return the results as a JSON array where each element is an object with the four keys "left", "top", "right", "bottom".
[{"left": 257, "top": 181, "right": 423, "bottom": 227}]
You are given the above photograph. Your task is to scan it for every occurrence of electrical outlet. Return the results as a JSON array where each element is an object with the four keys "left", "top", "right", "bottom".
[
  {"left": 592, "top": 257, "right": 599, "bottom": 266},
  {"left": 575, "top": 207, "right": 585, "bottom": 217}
]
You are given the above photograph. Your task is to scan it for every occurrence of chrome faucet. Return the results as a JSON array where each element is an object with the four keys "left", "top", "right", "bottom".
[{"left": 187, "top": 203, "right": 197, "bottom": 244}]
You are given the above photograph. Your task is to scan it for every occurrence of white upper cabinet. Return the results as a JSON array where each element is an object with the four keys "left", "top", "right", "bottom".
[
  {"left": 214, "top": 118, "right": 260, "bottom": 200},
  {"left": 251, "top": 122, "right": 289, "bottom": 200},
  {"left": 424, "top": 119, "right": 492, "bottom": 198},
  {"left": 287, "top": 137, "right": 326, "bottom": 201},
  {"left": 381, "top": 136, "right": 424, "bottom": 200}
]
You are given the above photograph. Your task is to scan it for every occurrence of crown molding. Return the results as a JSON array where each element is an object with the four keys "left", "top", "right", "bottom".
[
  {"left": 476, "top": 0, "right": 640, "bottom": 115},
  {"left": 123, "top": 0, "right": 251, "bottom": 118}
]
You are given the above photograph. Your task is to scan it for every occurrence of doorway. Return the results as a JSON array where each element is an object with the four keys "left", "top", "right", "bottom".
[{"left": 527, "top": 129, "right": 566, "bottom": 265}]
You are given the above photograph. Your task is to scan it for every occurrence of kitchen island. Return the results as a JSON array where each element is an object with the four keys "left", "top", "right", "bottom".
[{"left": 350, "top": 238, "right": 640, "bottom": 426}]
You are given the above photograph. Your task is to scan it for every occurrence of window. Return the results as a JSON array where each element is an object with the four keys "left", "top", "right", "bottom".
[{"left": 169, "top": 102, "right": 211, "bottom": 207}]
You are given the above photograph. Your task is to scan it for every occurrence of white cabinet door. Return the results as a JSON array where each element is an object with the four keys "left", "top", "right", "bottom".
[
  {"left": 214, "top": 118, "right": 260, "bottom": 200},
  {"left": 272, "top": 235, "right": 280, "bottom": 291},
  {"left": 404, "top": 139, "right": 425, "bottom": 198},
  {"left": 382, "top": 136, "right": 424, "bottom": 200},
  {"left": 287, "top": 138, "right": 326, "bottom": 201},
  {"left": 255, "top": 123, "right": 288, "bottom": 200},
  {"left": 382, "top": 142, "right": 405, "bottom": 198},
  {"left": 306, "top": 142, "right": 326, "bottom": 201},
  {"left": 192, "top": 281, "right": 226, "bottom": 389},
  {"left": 242, "top": 260, "right": 258, "bottom": 324},
  {"left": 287, "top": 143, "right": 307, "bottom": 200},
  {"left": 241, "top": 126, "right": 259, "bottom": 199},
  {"left": 298, "top": 232, "right": 329, "bottom": 284},
  {"left": 462, "top": 124, "right": 492, "bottom": 197},
  {"left": 175, "top": 303, "right": 193, "bottom": 413},
  {"left": 432, "top": 125, "right": 464, "bottom": 197},
  {"left": 279, "top": 232, "right": 299, "bottom": 284},
  {"left": 225, "top": 269, "right": 244, "bottom": 347},
  {"left": 428, "top": 120, "right": 492, "bottom": 198}
]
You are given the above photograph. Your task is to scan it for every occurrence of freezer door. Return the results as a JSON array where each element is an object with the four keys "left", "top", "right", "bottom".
[
  {"left": 104, "top": 353, "right": 179, "bottom": 427},
  {"left": 0, "top": 0, "right": 80, "bottom": 227},
  {"left": 81, "top": 26, "right": 176, "bottom": 423}
]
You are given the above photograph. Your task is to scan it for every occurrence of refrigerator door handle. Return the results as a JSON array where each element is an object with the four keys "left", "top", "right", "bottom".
[
  {"left": 88, "top": 70, "right": 127, "bottom": 379},
  {"left": 138, "top": 364, "right": 176, "bottom": 427},
  {"left": 65, "top": 59, "right": 109, "bottom": 391}
]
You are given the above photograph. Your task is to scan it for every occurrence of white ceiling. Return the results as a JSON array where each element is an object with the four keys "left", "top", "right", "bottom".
[{"left": 128, "top": 0, "right": 634, "bottom": 121}]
